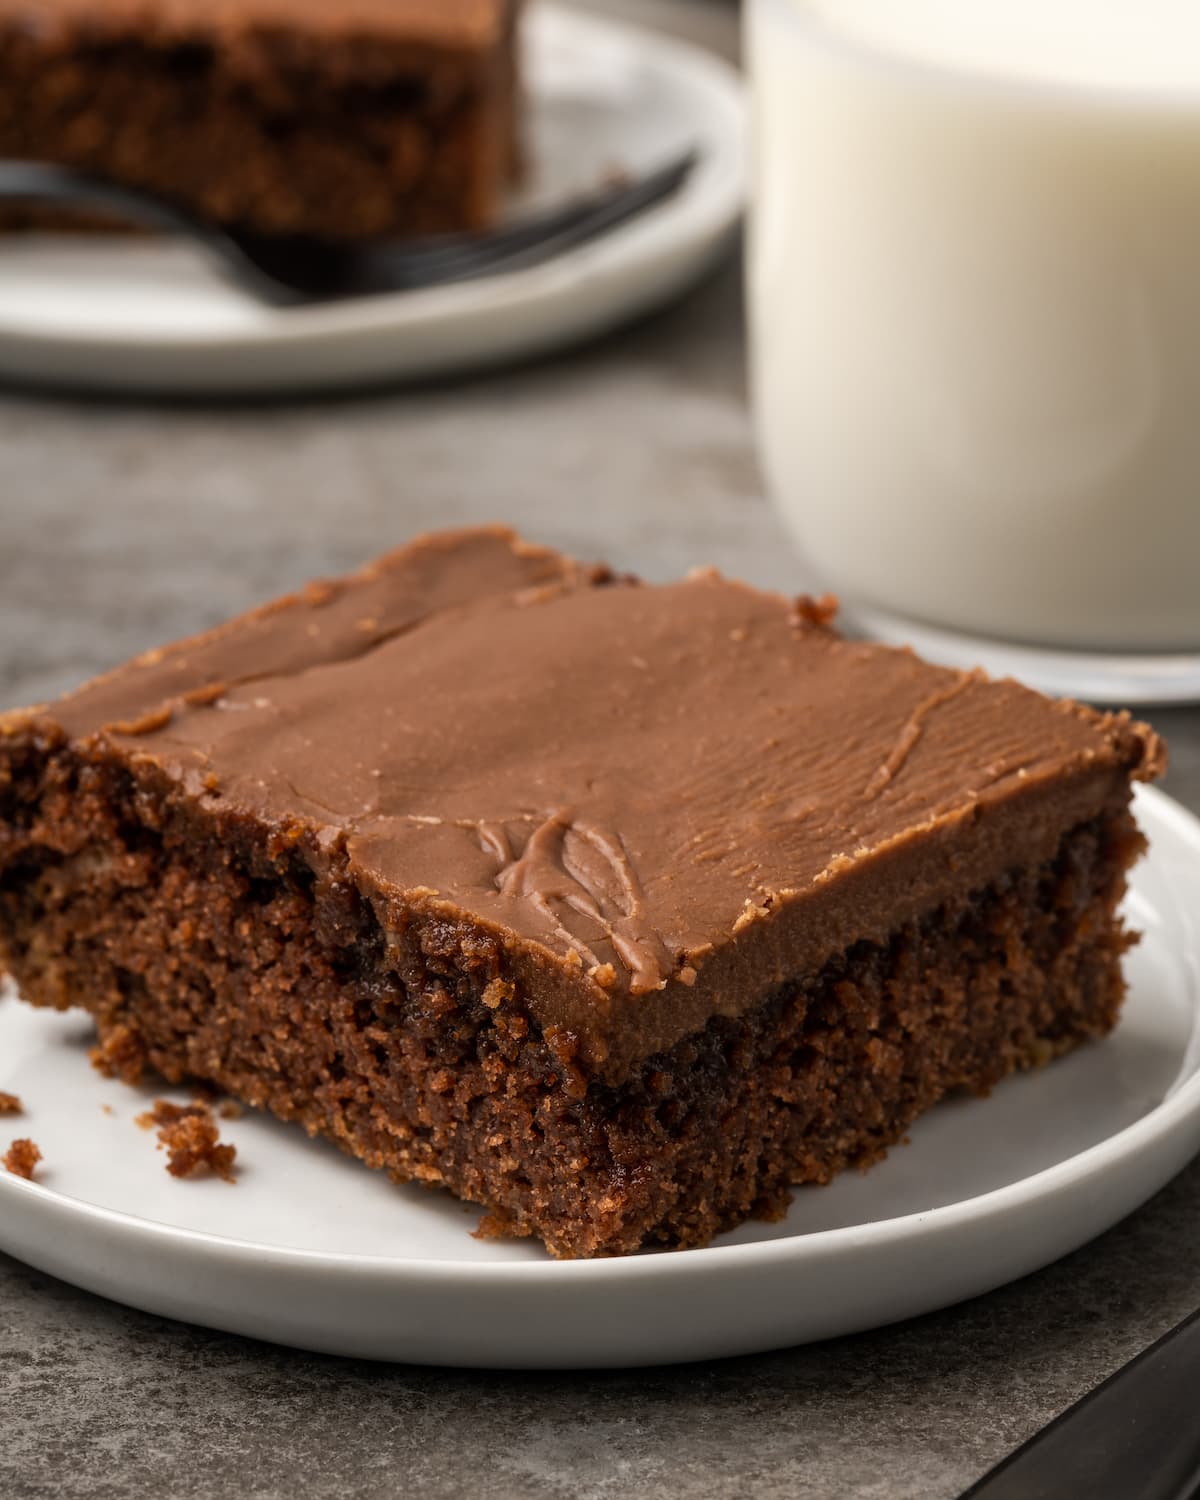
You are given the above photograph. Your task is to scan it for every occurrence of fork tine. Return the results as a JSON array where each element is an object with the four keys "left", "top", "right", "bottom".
[
  {"left": 356, "top": 150, "right": 699, "bottom": 290},
  {"left": 432, "top": 151, "right": 700, "bottom": 284},
  {"left": 375, "top": 192, "right": 616, "bottom": 263},
  {"left": 377, "top": 151, "right": 697, "bottom": 270}
]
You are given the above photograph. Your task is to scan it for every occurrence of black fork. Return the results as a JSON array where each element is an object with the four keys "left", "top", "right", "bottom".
[{"left": 0, "top": 152, "right": 699, "bottom": 305}]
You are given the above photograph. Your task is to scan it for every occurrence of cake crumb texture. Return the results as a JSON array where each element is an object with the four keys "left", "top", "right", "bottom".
[
  {"left": 90, "top": 1025, "right": 146, "bottom": 1085},
  {"left": 4, "top": 1138, "right": 40, "bottom": 1179},
  {"left": 0, "top": 1090, "right": 21, "bottom": 1114},
  {"left": 138, "top": 1099, "right": 237, "bottom": 1182}
]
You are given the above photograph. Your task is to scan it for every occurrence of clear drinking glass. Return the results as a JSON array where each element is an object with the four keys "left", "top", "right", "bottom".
[{"left": 747, "top": 0, "right": 1200, "bottom": 702}]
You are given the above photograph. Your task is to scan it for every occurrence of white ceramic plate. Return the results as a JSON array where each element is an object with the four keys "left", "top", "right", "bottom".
[
  {"left": 849, "top": 604, "right": 1200, "bottom": 708},
  {"left": 2, "top": 783, "right": 1198, "bottom": 1369},
  {"left": 0, "top": 4, "right": 745, "bottom": 395}
]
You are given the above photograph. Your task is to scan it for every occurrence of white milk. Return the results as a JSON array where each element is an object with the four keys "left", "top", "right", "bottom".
[
  {"left": 821, "top": 0, "right": 1200, "bottom": 94},
  {"left": 749, "top": 0, "right": 1200, "bottom": 651}
]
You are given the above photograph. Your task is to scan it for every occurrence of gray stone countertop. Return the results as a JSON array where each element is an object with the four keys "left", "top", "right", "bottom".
[{"left": 4, "top": 3, "right": 1200, "bottom": 1496}]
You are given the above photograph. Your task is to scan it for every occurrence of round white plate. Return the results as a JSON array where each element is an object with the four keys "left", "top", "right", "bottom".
[
  {"left": 2, "top": 783, "right": 1198, "bottom": 1369},
  {"left": 850, "top": 603, "right": 1200, "bottom": 708},
  {"left": 0, "top": 4, "right": 745, "bottom": 395}
]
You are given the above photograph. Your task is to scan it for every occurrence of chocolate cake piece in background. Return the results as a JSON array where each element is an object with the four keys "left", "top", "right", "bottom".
[
  {"left": 0, "top": 528, "right": 1165, "bottom": 1257},
  {"left": 0, "top": 0, "right": 523, "bottom": 239}
]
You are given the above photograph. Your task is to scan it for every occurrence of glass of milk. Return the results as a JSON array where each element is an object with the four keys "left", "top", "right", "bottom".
[{"left": 748, "top": 0, "right": 1200, "bottom": 701}]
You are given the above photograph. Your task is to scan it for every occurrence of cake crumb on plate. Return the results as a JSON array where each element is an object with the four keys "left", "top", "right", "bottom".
[
  {"left": 4, "top": 1138, "right": 40, "bottom": 1179},
  {"left": 89, "top": 1024, "right": 145, "bottom": 1085},
  {"left": 138, "top": 1099, "right": 237, "bottom": 1183}
]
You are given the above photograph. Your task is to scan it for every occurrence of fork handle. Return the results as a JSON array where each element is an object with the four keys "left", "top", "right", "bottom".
[{"left": 959, "top": 1306, "right": 1200, "bottom": 1500}]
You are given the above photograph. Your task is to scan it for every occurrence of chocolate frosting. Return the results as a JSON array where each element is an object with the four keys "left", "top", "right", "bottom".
[{"left": 7, "top": 528, "right": 1165, "bottom": 1083}]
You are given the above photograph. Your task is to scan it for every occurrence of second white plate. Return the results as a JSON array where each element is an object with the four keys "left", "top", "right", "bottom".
[
  {"left": 0, "top": 4, "right": 746, "bottom": 395},
  {"left": 1, "top": 784, "right": 1198, "bottom": 1368}
]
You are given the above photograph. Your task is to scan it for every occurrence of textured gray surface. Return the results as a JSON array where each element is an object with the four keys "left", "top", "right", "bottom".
[{"left": 4, "top": 2, "right": 1200, "bottom": 1496}]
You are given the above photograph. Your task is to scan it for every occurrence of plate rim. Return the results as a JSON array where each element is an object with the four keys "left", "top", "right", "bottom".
[
  {"left": 848, "top": 604, "right": 1200, "bottom": 708},
  {"left": 2, "top": 781, "right": 1196, "bottom": 1292},
  {"left": 0, "top": 3, "right": 746, "bottom": 357}
]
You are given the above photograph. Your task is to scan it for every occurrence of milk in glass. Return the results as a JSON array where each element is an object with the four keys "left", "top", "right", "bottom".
[{"left": 750, "top": 0, "right": 1200, "bottom": 650}]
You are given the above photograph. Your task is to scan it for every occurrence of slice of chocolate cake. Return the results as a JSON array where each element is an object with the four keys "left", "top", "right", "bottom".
[
  {"left": 0, "top": 0, "right": 522, "bottom": 239},
  {"left": 0, "top": 528, "right": 1164, "bottom": 1256}
]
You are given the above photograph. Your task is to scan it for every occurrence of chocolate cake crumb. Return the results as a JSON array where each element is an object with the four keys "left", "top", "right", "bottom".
[
  {"left": 4, "top": 1138, "right": 40, "bottom": 1179},
  {"left": 474, "top": 1209, "right": 525, "bottom": 1244},
  {"left": 751, "top": 1190, "right": 792, "bottom": 1224},
  {"left": 160, "top": 1116, "right": 237, "bottom": 1182},
  {"left": 89, "top": 1024, "right": 146, "bottom": 1084},
  {"left": 0, "top": 1091, "right": 22, "bottom": 1115},
  {"left": 138, "top": 1098, "right": 237, "bottom": 1182},
  {"left": 790, "top": 592, "right": 840, "bottom": 629},
  {"left": 136, "top": 1098, "right": 207, "bottom": 1131}
]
